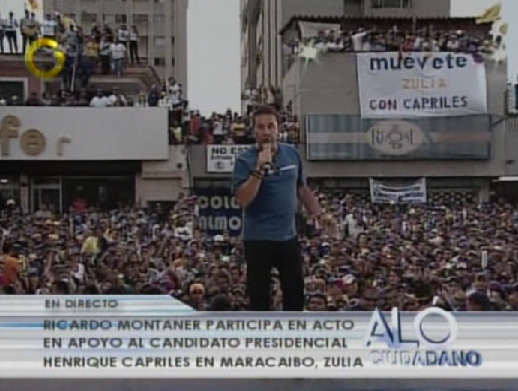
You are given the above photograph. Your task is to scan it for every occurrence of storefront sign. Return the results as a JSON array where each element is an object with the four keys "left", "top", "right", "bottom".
[
  {"left": 0, "top": 115, "right": 70, "bottom": 157},
  {"left": 370, "top": 178, "right": 427, "bottom": 204},
  {"left": 357, "top": 52, "right": 487, "bottom": 118},
  {"left": 206, "top": 145, "right": 252, "bottom": 173},
  {"left": 367, "top": 120, "right": 426, "bottom": 156},
  {"left": 306, "top": 115, "right": 490, "bottom": 160},
  {"left": 195, "top": 188, "right": 242, "bottom": 236},
  {"left": 0, "top": 108, "right": 168, "bottom": 160}
]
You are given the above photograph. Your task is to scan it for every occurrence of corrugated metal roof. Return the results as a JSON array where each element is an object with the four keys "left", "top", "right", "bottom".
[{"left": 279, "top": 15, "right": 482, "bottom": 35}]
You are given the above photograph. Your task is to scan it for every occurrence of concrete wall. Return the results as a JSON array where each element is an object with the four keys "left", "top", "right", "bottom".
[
  {"left": 411, "top": 0, "right": 451, "bottom": 17},
  {"left": 188, "top": 145, "right": 229, "bottom": 179},
  {"left": 364, "top": 0, "right": 450, "bottom": 17},
  {"left": 174, "top": 0, "right": 189, "bottom": 90},
  {"left": 137, "top": 145, "right": 190, "bottom": 204},
  {"left": 343, "top": 0, "right": 364, "bottom": 15},
  {"left": 280, "top": 0, "right": 345, "bottom": 26},
  {"left": 135, "top": 175, "right": 184, "bottom": 205}
]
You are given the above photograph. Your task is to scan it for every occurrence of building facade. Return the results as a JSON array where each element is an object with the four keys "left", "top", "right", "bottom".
[
  {"left": 0, "top": 55, "right": 159, "bottom": 103},
  {"left": 0, "top": 106, "right": 189, "bottom": 213},
  {"left": 241, "top": 0, "right": 450, "bottom": 92},
  {"left": 43, "top": 0, "right": 188, "bottom": 86},
  {"left": 278, "top": 16, "right": 512, "bottom": 202}
]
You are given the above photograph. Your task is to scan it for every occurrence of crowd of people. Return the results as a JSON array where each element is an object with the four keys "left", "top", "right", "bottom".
[
  {"left": 0, "top": 81, "right": 300, "bottom": 146},
  {"left": 1, "top": 193, "right": 517, "bottom": 312},
  {"left": 0, "top": 8, "right": 142, "bottom": 88},
  {"left": 285, "top": 25, "right": 505, "bottom": 62}
]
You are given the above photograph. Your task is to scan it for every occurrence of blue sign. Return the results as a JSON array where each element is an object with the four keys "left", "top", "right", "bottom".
[{"left": 195, "top": 188, "right": 242, "bottom": 236}]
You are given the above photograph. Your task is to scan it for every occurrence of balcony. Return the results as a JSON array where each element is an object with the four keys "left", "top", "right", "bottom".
[
  {"left": 87, "top": 64, "right": 161, "bottom": 92},
  {"left": 1, "top": 50, "right": 160, "bottom": 92}
]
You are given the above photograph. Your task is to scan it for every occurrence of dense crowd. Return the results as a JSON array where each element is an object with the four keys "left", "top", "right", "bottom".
[
  {"left": 0, "top": 82, "right": 300, "bottom": 146},
  {"left": 285, "top": 26, "right": 505, "bottom": 62},
  {"left": 1, "top": 193, "right": 517, "bottom": 312}
]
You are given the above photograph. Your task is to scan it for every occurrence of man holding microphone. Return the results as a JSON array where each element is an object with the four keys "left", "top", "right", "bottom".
[{"left": 232, "top": 105, "right": 327, "bottom": 311}]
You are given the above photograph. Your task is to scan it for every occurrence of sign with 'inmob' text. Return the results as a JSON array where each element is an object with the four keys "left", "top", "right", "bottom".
[{"left": 356, "top": 52, "right": 488, "bottom": 118}]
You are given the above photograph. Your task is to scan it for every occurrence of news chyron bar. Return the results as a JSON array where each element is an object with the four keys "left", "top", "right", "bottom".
[{"left": 0, "top": 296, "right": 516, "bottom": 378}]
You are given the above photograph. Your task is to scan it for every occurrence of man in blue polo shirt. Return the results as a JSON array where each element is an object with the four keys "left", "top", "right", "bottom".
[{"left": 232, "top": 105, "right": 325, "bottom": 311}]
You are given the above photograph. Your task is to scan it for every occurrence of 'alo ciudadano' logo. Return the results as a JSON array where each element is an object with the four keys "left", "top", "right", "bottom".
[{"left": 364, "top": 307, "right": 482, "bottom": 367}]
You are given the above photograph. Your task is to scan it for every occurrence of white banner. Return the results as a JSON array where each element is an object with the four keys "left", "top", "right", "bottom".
[
  {"left": 206, "top": 145, "right": 252, "bottom": 173},
  {"left": 357, "top": 52, "right": 488, "bottom": 118},
  {"left": 370, "top": 178, "right": 427, "bottom": 204}
]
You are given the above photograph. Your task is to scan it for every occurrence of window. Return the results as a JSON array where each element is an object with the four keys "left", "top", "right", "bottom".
[
  {"left": 0, "top": 80, "right": 25, "bottom": 103},
  {"left": 171, "top": 57, "right": 175, "bottom": 66},
  {"left": 115, "top": 14, "right": 127, "bottom": 24},
  {"left": 134, "top": 14, "right": 148, "bottom": 22},
  {"left": 81, "top": 12, "right": 97, "bottom": 25},
  {"left": 134, "top": 14, "right": 148, "bottom": 31},
  {"left": 154, "top": 36, "right": 165, "bottom": 47},
  {"left": 383, "top": 0, "right": 401, "bottom": 7},
  {"left": 154, "top": 15, "right": 165, "bottom": 23},
  {"left": 154, "top": 57, "right": 166, "bottom": 66},
  {"left": 103, "top": 14, "right": 115, "bottom": 24}
]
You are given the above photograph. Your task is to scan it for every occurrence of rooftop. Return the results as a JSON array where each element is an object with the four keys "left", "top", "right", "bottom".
[{"left": 279, "top": 15, "right": 489, "bottom": 36}]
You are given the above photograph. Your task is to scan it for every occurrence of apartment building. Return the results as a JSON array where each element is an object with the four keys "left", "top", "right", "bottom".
[{"left": 43, "top": 0, "right": 188, "bottom": 86}]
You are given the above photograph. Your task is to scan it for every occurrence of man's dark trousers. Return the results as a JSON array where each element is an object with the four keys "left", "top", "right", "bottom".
[{"left": 244, "top": 238, "right": 304, "bottom": 311}]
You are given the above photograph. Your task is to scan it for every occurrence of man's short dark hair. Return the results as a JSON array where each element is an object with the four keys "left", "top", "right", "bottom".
[
  {"left": 208, "top": 294, "right": 232, "bottom": 311},
  {"left": 253, "top": 105, "right": 280, "bottom": 126}
]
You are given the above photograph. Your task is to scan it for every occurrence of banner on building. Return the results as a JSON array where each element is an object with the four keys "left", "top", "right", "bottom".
[
  {"left": 356, "top": 52, "right": 487, "bottom": 118},
  {"left": 206, "top": 145, "right": 252, "bottom": 173},
  {"left": 306, "top": 115, "right": 491, "bottom": 160},
  {"left": 370, "top": 178, "right": 427, "bottom": 204},
  {"left": 195, "top": 187, "right": 242, "bottom": 236}
]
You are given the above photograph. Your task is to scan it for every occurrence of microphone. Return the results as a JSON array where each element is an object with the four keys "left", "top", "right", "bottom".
[{"left": 260, "top": 143, "right": 274, "bottom": 175}]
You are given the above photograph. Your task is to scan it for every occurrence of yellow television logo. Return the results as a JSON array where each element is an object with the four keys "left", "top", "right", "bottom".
[{"left": 25, "top": 38, "right": 65, "bottom": 80}]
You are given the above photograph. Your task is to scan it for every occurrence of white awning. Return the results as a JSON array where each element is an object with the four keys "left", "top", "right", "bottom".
[{"left": 298, "top": 21, "right": 341, "bottom": 40}]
